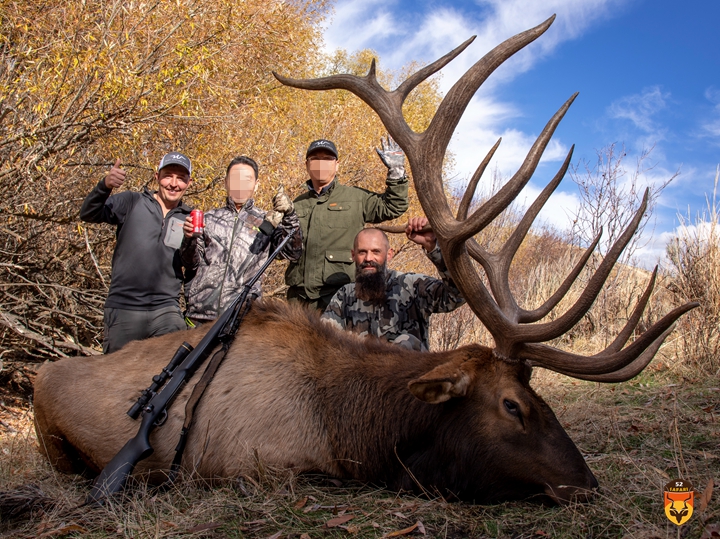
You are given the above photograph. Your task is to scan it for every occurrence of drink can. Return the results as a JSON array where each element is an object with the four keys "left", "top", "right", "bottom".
[{"left": 190, "top": 209, "right": 204, "bottom": 237}]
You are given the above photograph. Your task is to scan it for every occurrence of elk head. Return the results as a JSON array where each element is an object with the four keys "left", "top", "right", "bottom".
[{"left": 274, "top": 15, "right": 697, "bottom": 382}]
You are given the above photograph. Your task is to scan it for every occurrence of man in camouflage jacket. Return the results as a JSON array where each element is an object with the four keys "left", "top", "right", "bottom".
[
  {"left": 181, "top": 156, "right": 302, "bottom": 325},
  {"left": 285, "top": 137, "right": 409, "bottom": 311},
  {"left": 321, "top": 218, "right": 465, "bottom": 351}
]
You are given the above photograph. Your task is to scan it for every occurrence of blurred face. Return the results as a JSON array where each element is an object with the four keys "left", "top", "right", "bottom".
[
  {"left": 306, "top": 150, "right": 338, "bottom": 189},
  {"left": 155, "top": 164, "right": 191, "bottom": 208},
  {"left": 352, "top": 230, "right": 393, "bottom": 274},
  {"left": 225, "top": 163, "right": 258, "bottom": 206}
]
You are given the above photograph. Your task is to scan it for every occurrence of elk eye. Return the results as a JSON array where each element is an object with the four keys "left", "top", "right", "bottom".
[{"left": 504, "top": 399, "right": 520, "bottom": 417}]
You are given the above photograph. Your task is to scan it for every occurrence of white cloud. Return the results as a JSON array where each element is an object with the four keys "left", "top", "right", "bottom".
[
  {"left": 519, "top": 184, "right": 580, "bottom": 232},
  {"left": 323, "top": 0, "right": 397, "bottom": 54},
  {"left": 700, "top": 87, "right": 720, "bottom": 142},
  {"left": 607, "top": 86, "right": 669, "bottom": 135},
  {"left": 323, "top": 0, "right": 630, "bottom": 81}
]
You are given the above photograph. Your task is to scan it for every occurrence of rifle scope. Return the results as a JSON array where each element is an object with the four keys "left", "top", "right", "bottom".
[{"left": 127, "top": 341, "right": 194, "bottom": 419}]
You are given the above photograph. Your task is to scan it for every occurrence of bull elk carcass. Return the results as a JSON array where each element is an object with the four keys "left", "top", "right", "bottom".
[{"left": 33, "top": 16, "right": 696, "bottom": 504}]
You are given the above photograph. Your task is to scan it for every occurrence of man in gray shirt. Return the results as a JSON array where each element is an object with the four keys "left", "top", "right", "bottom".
[{"left": 80, "top": 153, "right": 193, "bottom": 353}]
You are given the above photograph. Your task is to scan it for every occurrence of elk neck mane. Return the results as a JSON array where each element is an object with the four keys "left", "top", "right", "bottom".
[{"left": 236, "top": 299, "right": 520, "bottom": 490}]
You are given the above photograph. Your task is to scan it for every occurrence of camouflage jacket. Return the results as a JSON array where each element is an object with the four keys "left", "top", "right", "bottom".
[
  {"left": 181, "top": 198, "right": 302, "bottom": 321},
  {"left": 321, "top": 246, "right": 465, "bottom": 351}
]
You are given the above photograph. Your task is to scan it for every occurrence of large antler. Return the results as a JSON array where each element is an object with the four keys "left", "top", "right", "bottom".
[{"left": 274, "top": 16, "right": 698, "bottom": 381}]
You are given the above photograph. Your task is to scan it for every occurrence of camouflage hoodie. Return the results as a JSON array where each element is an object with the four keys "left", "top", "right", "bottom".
[
  {"left": 181, "top": 198, "right": 302, "bottom": 321},
  {"left": 321, "top": 246, "right": 465, "bottom": 351}
]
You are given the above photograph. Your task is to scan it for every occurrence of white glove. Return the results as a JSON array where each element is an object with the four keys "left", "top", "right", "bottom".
[{"left": 375, "top": 135, "right": 406, "bottom": 180}]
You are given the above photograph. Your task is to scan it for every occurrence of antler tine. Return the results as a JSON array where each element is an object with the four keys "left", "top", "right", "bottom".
[
  {"left": 521, "top": 302, "right": 698, "bottom": 375},
  {"left": 514, "top": 189, "right": 651, "bottom": 343},
  {"left": 424, "top": 16, "right": 555, "bottom": 163},
  {"left": 273, "top": 60, "right": 416, "bottom": 150},
  {"left": 528, "top": 267, "right": 663, "bottom": 378},
  {"left": 395, "top": 36, "right": 476, "bottom": 103},
  {"left": 519, "top": 231, "right": 602, "bottom": 323},
  {"left": 457, "top": 138, "right": 501, "bottom": 221},
  {"left": 447, "top": 93, "right": 578, "bottom": 248},
  {"left": 462, "top": 146, "right": 574, "bottom": 317},
  {"left": 530, "top": 326, "right": 674, "bottom": 383},
  {"left": 600, "top": 267, "right": 658, "bottom": 354},
  {"left": 500, "top": 146, "right": 575, "bottom": 268}
]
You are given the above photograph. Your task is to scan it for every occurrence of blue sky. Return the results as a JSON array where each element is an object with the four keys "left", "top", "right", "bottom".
[{"left": 320, "top": 0, "right": 720, "bottom": 266}]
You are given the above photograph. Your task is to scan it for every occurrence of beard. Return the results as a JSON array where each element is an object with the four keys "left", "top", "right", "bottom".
[{"left": 354, "top": 261, "right": 388, "bottom": 306}]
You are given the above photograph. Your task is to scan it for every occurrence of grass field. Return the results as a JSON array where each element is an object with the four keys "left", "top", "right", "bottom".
[{"left": 1, "top": 369, "right": 717, "bottom": 539}]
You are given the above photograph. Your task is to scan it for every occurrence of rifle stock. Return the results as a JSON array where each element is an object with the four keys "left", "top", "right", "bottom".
[
  {"left": 87, "top": 414, "right": 154, "bottom": 503},
  {"left": 86, "top": 230, "right": 295, "bottom": 505}
]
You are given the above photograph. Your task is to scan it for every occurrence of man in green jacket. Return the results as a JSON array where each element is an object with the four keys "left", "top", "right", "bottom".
[{"left": 286, "top": 137, "right": 409, "bottom": 311}]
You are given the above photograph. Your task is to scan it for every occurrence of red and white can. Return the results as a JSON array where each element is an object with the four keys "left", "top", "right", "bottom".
[{"left": 190, "top": 209, "right": 204, "bottom": 237}]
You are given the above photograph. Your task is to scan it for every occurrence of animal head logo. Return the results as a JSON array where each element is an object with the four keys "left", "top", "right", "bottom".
[{"left": 664, "top": 480, "right": 694, "bottom": 526}]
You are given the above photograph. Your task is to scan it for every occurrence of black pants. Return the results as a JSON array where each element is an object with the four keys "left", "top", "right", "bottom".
[{"left": 102, "top": 305, "right": 187, "bottom": 354}]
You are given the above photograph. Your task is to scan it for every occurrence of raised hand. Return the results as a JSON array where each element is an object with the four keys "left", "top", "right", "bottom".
[
  {"left": 405, "top": 216, "right": 436, "bottom": 252},
  {"left": 375, "top": 135, "right": 406, "bottom": 180},
  {"left": 104, "top": 158, "right": 126, "bottom": 190},
  {"left": 272, "top": 185, "right": 294, "bottom": 214}
]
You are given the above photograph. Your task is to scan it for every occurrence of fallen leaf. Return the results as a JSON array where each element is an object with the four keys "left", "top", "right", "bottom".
[
  {"left": 344, "top": 524, "right": 361, "bottom": 534},
  {"left": 294, "top": 497, "right": 308, "bottom": 509},
  {"left": 265, "top": 532, "right": 283, "bottom": 539},
  {"left": 382, "top": 522, "right": 418, "bottom": 538},
  {"left": 699, "top": 479, "right": 714, "bottom": 513},
  {"left": 416, "top": 521, "right": 426, "bottom": 535},
  {"left": 393, "top": 512, "right": 408, "bottom": 519},
  {"left": 187, "top": 522, "right": 222, "bottom": 533},
  {"left": 326, "top": 514, "right": 354, "bottom": 528},
  {"left": 534, "top": 531, "right": 549, "bottom": 537},
  {"left": 300, "top": 535, "right": 311, "bottom": 539},
  {"left": 38, "top": 524, "right": 87, "bottom": 538}
]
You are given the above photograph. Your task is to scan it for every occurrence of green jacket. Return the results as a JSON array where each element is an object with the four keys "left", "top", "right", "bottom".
[{"left": 285, "top": 177, "right": 409, "bottom": 299}]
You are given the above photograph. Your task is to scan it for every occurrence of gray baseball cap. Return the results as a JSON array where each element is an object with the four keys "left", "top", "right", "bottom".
[{"left": 158, "top": 152, "right": 192, "bottom": 175}]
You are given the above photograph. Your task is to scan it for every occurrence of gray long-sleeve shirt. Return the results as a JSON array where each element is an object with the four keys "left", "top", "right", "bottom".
[{"left": 80, "top": 180, "right": 191, "bottom": 310}]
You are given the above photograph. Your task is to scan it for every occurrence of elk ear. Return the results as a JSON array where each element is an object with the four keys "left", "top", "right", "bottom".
[{"left": 408, "top": 360, "right": 475, "bottom": 404}]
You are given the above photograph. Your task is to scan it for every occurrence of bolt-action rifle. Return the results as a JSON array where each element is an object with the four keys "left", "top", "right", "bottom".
[{"left": 86, "top": 231, "right": 296, "bottom": 504}]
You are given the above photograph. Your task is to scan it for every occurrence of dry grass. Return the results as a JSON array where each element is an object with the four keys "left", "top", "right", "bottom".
[
  {"left": 665, "top": 172, "right": 720, "bottom": 376},
  {"left": 1, "top": 370, "right": 717, "bottom": 538}
]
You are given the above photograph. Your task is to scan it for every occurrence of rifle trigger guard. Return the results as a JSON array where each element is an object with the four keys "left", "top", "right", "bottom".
[{"left": 154, "top": 409, "right": 168, "bottom": 427}]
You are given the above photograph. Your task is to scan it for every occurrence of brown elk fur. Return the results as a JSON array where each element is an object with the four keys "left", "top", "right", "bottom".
[{"left": 34, "top": 299, "right": 597, "bottom": 503}]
